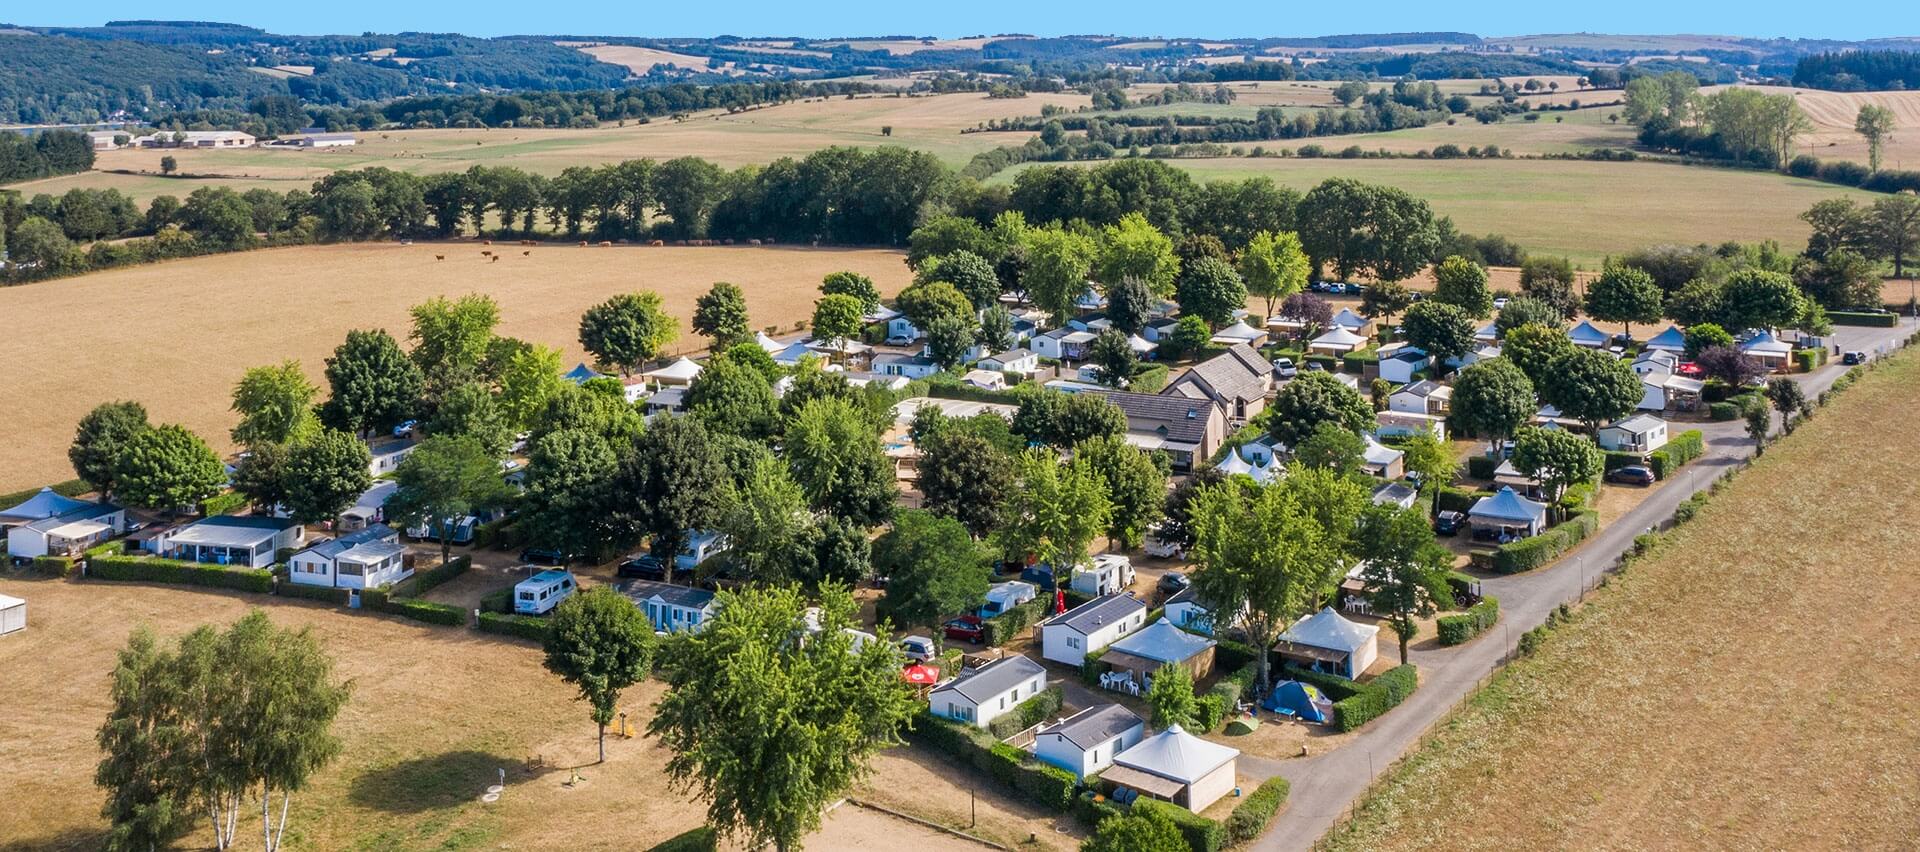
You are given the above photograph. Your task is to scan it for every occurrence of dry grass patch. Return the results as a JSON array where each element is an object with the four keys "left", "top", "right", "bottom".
[
  {"left": 0, "top": 242, "right": 910, "bottom": 491},
  {"left": 1322, "top": 347, "right": 1920, "bottom": 851},
  {"left": 577, "top": 44, "right": 713, "bottom": 73}
]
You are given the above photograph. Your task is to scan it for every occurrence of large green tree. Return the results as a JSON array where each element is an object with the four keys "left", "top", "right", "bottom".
[
  {"left": 282, "top": 430, "right": 372, "bottom": 524},
  {"left": 1512, "top": 425, "right": 1602, "bottom": 517},
  {"left": 995, "top": 449, "right": 1111, "bottom": 577},
  {"left": 498, "top": 344, "right": 567, "bottom": 432},
  {"left": 579, "top": 292, "right": 679, "bottom": 376},
  {"left": 606, "top": 417, "right": 733, "bottom": 584},
  {"left": 1400, "top": 301, "right": 1478, "bottom": 368},
  {"left": 1584, "top": 265, "right": 1664, "bottom": 341},
  {"left": 519, "top": 428, "right": 618, "bottom": 558},
  {"left": 877, "top": 510, "right": 992, "bottom": 633},
  {"left": 1855, "top": 104, "right": 1896, "bottom": 172},
  {"left": 321, "top": 329, "right": 422, "bottom": 435},
  {"left": 230, "top": 361, "right": 319, "bottom": 448},
  {"left": 785, "top": 397, "right": 897, "bottom": 526},
  {"left": 408, "top": 294, "right": 500, "bottom": 389},
  {"left": 809, "top": 294, "right": 865, "bottom": 359},
  {"left": 1431, "top": 255, "right": 1494, "bottom": 318},
  {"left": 1538, "top": 348, "right": 1643, "bottom": 435},
  {"left": 1717, "top": 268, "right": 1808, "bottom": 331},
  {"left": 924, "top": 250, "right": 1002, "bottom": 311},
  {"left": 1356, "top": 504, "right": 1455, "bottom": 663},
  {"left": 1500, "top": 323, "right": 1576, "bottom": 387},
  {"left": 427, "top": 382, "right": 514, "bottom": 459},
  {"left": 113, "top": 424, "right": 226, "bottom": 511},
  {"left": 686, "top": 355, "right": 778, "bottom": 440},
  {"left": 650, "top": 585, "right": 916, "bottom": 852},
  {"left": 1175, "top": 256, "right": 1248, "bottom": 326},
  {"left": 1266, "top": 371, "right": 1374, "bottom": 446},
  {"left": 1087, "top": 329, "right": 1138, "bottom": 387},
  {"left": 1096, "top": 212, "right": 1180, "bottom": 297},
  {"left": 385, "top": 435, "right": 513, "bottom": 563},
  {"left": 543, "top": 587, "right": 656, "bottom": 764},
  {"left": 691, "top": 281, "right": 753, "bottom": 349},
  {"left": 819, "top": 271, "right": 882, "bottom": 315},
  {"left": 916, "top": 429, "right": 1016, "bottom": 539},
  {"left": 1296, "top": 178, "right": 1439, "bottom": 283},
  {"left": 1240, "top": 230, "right": 1311, "bottom": 318},
  {"left": 70, "top": 401, "right": 151, "bottom": 497},
  {"left": 1022, "top": 225, "right": 1099, "bottom": 321},
  {"left": 1079, "top": 435, "right": 1168, "bottom": 552},
  {"left": 1449, "top": 357, "right": 1537, "bottom": 454}
]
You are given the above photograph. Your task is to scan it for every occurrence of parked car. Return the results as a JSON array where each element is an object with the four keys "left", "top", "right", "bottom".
[
  {"left": 1606, "top": 466, "right": 1657, "bottom": 486},
  {"left": 1019, "top": 565, "right": 1056, "bottom": 589},
  {"left": 392, "top": 420, "right": 418, "bottom": 438},
  {"left": 520, "top": 547, "right": 570, "bottom": 566},
  {"left": 1843, "top": 350, "right": 1867, "bottom": 365},
  {"left": 1271, "top": 357, "right": 1298, "bottom": 379},
  {"left": 900, "top": 635, "right": 938, "bottom": 662},
  {"left": 617, "top": 553, "right": 669, "bottom": 580},
  {"left": 1305, "top": 361, "right": 1326, "bottom": 372},
  {"left": 885, "top": 333, "right": 916, "bottom": 346},
  {"left": 942, "top": 616, "right": 985, "bottom": 644},
  {"left": 1433, "top": 510, "right": 1467, "bottom": 536},
  {"left": 1493, "top": 297, "right": 1509, "bottom": 311},
  {"left": 1157, "top": 571, "right": 1191, "bottom": 597}
]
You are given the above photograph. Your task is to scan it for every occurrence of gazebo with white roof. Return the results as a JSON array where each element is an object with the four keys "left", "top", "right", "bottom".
[
  {"left": 1307, "top": 325, "right": 1368, "bottom": 355},
  {"left": 641, "top": 357, "right": 705, "bottom": 387}
]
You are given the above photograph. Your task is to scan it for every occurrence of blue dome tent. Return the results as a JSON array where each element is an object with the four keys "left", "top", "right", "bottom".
[{"left": 1261, "top": 680, "right": 1333, "bottom": 724}]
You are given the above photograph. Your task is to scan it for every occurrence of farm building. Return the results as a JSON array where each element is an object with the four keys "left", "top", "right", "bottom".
[
  {"left": 1100, "top": 617, "right": 1217, "bottom": 681},
  {"left": 286, "top": 524, "right": 408, "bottom": 590},
  {"left": 1107, "top": 724, "right": 1241, "bottom": 813},
  {"left": 0, "top": 593, "right": 24, "bottom": 635},
  {"left": 1034, "top": 704, "right": 1145, "bottom": 779},
  {"left": 1598, "top": 414, "right": 1670, "bottom": 454},
  {"left": 1469, "top": 487, "right": 1549, "bottom": 539},
  {"left": 1274, "top": 607, "right": 1379, "bottom": 680},
  {"left": 1162, "top": 344, "right": 1273, "bottom": 422},
  {"left": 139, "top": 130, "right": 255, "bottom": 148},
  {"left": 275, "top": 132, "right": 357, "bottom": 148},
  {"left": 159, "top": 515, "right": 305, "bottom": 568},
  {"left": 617, "top": 579, "right": 716, "bottom": 633},
  {"left": 928, "top": 654, "right": 1048, "bottom": 729},
  {"left": 1041, "top": 593, "right": 1148, "bottom": 666}
]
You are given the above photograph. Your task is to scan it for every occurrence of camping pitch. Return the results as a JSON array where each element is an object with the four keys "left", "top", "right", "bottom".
[{"left": 1262, "top": 680, "right": 1333, "bottom": 724}]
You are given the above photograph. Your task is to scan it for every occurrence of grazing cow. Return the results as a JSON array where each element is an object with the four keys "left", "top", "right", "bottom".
[
  {"left": 481, "top": 250, "right": 492, "bottom": 256},
  {"left": 490, "top": 256, "right": 500, "bottom": 263},
  {"left": 580, "top": 241, "right": 588, "bottom": 247},
  {"left": 649, "top": 240, "right": 664, "bottom": 247},
  {"left": 522, "top": 250, "right": 531, "bottom": 256},
  {"left": 435, "top": 255, "right": 445, "bottom": 261},
  {"left": 598, "top": 241, "right": 612, "bottom": 247},
  {"left": 749, "top": 239, "right": 761, "bottom": 246},
  {"left": 483, "top": 239, "right": 493, "bottom": 245}
]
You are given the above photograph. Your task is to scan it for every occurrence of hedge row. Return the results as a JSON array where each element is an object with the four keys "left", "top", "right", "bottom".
[
  {"left": 198, "top": 491, "right": 247, "bottom": 517},
  {"left": 1490, "top": 510, "right": 1597, "bottom": 574},
  {"left": 1436, "top": 596, "right": 1500, "bottom": 646},
  {"left": 1226, "top": 775, "right": 1292, "bottom": 843},
  {"left": 1465, "top": 454, "right": 1499, "bottom": 481},
  {"left": 1194, "top": 662, "right": 1257, "bottom": 733},
  {"left": 987, "top": 685, "right": 1065, "bottom": 739},
  {"left": 981, "top": 596, "right": 1049, "bottom": 646},
  {"left": 362, "top": 588, "right": 467, "bottom": 626},
  {"left": 1649, "top": 430, "right": 1705, "bottom": 479},
  {"left": 1132, "top": 797, "right": 1228, "bottom": 852},
  {"left": 274, "top": 582, "right": 349, "bottom": 605},
  {"left": 393, "top": 555, "right": 469, "bottom": 598},
  {"left": 648, "top": 826, "right": 716, "bottom": 852},
  {"left": 480, "top": 587, "right": 515, "bottom": 614},
  {"left": 1072, "top": 790, "right": 1124, "bottom": 829},
  {"left": 1437, "top": 485, "right": 1491, "bottom": 514},
  {"left": 1673, "top": 489, "right": 1712, "bottom": 525},
  {"left": 1131, "top": 363, "right": 1170, "bottom": 393},
  {"left": 89, "top": 554, "right": 274, "bottom": 593},
  {"left": 1793, "top": 348, "right": 1822, "bottom": 373},
  {"left": 31, "top": 555, "right": 75, "bottom": 577},
  {"left": 1829, "top": 310, "right": 1898, "bottom": 327},
  {"left": 478, "top": 611, "right": 554, "bottom": 642},
  {"left": 472, "top": 517, "right": 524, "bottom": 551},
  {"left": 1601, "top": 450, "right": 1643, "bottom": 471},
  {"left": 1330, "top": 664, "right": 1419, "bottom": 732},
  {"left": 907, "top": 711, "right": 1078, "bottom": 812}
]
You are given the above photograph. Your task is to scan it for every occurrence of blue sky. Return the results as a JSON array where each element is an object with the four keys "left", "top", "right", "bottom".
[{"left": 18, "top": 1, "right": 1912, "bottom": 41}]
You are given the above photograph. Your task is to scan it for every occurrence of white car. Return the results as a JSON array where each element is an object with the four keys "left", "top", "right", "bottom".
[
  {"left": 1271, "top": 357, "right": 1298, "bottom": 379},
  {"left": 885, "top": 334, "right": 916, "bottom": 346},
  {"left": 900, "top": 635, "right": 937, "bottom": 662}
]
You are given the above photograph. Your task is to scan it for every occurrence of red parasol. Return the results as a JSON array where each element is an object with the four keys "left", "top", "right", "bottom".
[
  {"left": 901, "top": 663, "right": 941, "bottom": 685},
  {"left": 1054, "top": 588, "right": 1067, "bottom": 615}
]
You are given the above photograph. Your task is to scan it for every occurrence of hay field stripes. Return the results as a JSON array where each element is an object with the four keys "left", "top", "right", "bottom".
[
  {"left": 1320, "top": 346, "right": 1920, "bottom": 851},
  {"left": 0, "top": 243, "right": 913, "bottom": 492},
  {"left": 1703, "top": 85, "right": 1920, "bottom": 169}
]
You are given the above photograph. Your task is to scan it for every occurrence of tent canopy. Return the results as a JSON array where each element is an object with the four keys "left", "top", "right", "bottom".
[
  {"left": 1262, "top": 680, "right": 1332, "bottom": 723},
  {"left": 1644, "top": 325, "right": 1687, "bottom": 351},
  {"left": 1276, "top": 607, "right": 1378, "bottom": 655},
  {"left": 1106, "top": 617, "right": 1215, "bottom": 665},
  {"left": 1112, "top": 724, "right": 1239, "bottom": 784},
  {"left": 1310, "top": 326, "right": 1367, "bottom": 348},
  {"left": 1470, "top": 486, "right": 1547, "bottom": 523},
  {"left": 0, "top": 488, "right": 89, "bottom": 522}
]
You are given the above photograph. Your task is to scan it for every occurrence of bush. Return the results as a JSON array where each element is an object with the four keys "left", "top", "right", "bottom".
[
  {"left": 1793, "top": 349, "right": 1820, "bottom": 373},
  {"left": 1436, "top": 596, "right": 1500, "bottom": 645},
  {"left": 1830, "top": 310, "right": 1897, "bottom": 327},
  {"left": 1073, "top": 790, "right": 1124, "bottom": 829},
  {"left": 274, "top": 581, "right": 348, "bottom": 605},
  {"left": 1227, "top": 776, "right": 1292, "bottom": 842},
  {"left": 1708, "top": 401, "right": 1740, "bottom": 421},
  {"left": 649, "top": 826, "right": 716, "bottom": 852},
  {"left": 89, "top": 554, "right": 274, "bottom": 593},
  {"left": 1341, "top": 350, "right": 1380, "bottom": 372},
  {"left": 392, "top": 555, "right": 469, "bottom": 598},
  {"left": 472, "top": 517, "right": 523, "bottom": 550},
  {"left": 1331, "top": 664, "right": 1419, "bottom": 732},
  {"left": 1436, "top": 485, "right": 1489, "bottom": 514},
  {"left": 1673, "top": 490, "right": 1711, "bottom": 525},
  {"left": 1131, "top": 363, "right": 1170, "bottom": 393},
  {"left": 1132, "top": 797, "right": 1228, "bottom": 852},
  {"left": 362, "top": 587, "right": 466, "bottom": 626},
  {"left": 982, "top": 596, "right": 1048, "bottom": 646},
  {"left": 1601, "top": 450, "right": 1643, "bottom": 471},
  {"left": 1490, "top": 510, "right": 1596, "bottom": 574},
  {"left": 480, "top": 587, "right": 514, "bottom": 614},
  {"left": 30, "top": 555, "right": 75, "bottom": 577},
  {"left": 988, "top": 685, "right": 1065, "bottom": 739},
  {"left": 1212, "top": 636, "right": 1261, "bottom": 673},
  {"left": 906, "top": 711, "right": 1080, "bottom": 813},
  {"left": 198, "top": 491, "right": 248, "bottom": 517},
  {"left": 478, "top": 611, "right": 554, "bottom": 642},
  {"left": 1465, "top": 454, "right": 1499, "bottom": 480},
  {"left": 1303, "top": 353, "right": 1339, "bottom": 372}
]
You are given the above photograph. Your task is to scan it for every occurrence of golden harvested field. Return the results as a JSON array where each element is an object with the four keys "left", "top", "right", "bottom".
[
  {"left": 1323, "top": 346, "right": 1920, "bottom": 851},
  {"left": 815, "top": 37, "right": 1006, "bottom": 54},
  {"left": 1703, "top": 85, "right": 1920, "bottom": 169},
  {"left": 0, "top": 577, "right": 1069, "bottom": 851},
  {"left": 576, "top": 44, "right": 713, "bottom": 73},
  {"left": 0, "top": 243, "right": 910, "bottom": 492}
]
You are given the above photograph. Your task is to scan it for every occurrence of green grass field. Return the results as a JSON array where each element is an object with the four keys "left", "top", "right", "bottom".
[{"left": 995, "top": 156, "right": 1873, "bottom": 265}]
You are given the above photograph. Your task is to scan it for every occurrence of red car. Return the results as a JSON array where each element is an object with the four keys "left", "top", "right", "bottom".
[{"left": 943, "top": 615, "right": 985, "bottom": 643}]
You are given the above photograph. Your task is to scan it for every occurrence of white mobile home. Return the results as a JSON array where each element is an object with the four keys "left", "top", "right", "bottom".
[
  {"left": 368, "top": 438, "right": 418, "bottom": 476},
  {"left": 1069, "top": 553, "right": 1136, "bottom": 598},
  {"left": 981, "top": 580, "right": 1037, "bottom": 617},
  {"left": 1041, "top": 593, "right": 1148, "bottom": 666},
  {"left": 1034, "top": 704, "right": 1146, "bottom": 779},
  {"left": 0, "top": 593, "right": 23, "bottom": 635},
  {"left": 5, "top": 502, "right": 126, "bottom": 561},
  {"left": 928, "top": 654, "right": 1048, "bottom": 729},
  {"left": 161, "top": 516, "right": 304, "bottom": 568},
  {"left": 287, "top": 524, "right": 409, "bottom": 590},
  {"left": 617, "top": 578, "right": 716, "bottom": 633},
  {"left": 514, "top": 570, "right": 577, "bottom": 615},
  {"left": 1598, "top": 414, "right": 1670, "bottom": 454}
]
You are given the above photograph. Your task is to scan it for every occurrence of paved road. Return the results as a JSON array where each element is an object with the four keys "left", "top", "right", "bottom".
[{"left": 1254, "top": 319, "right": 1917, "bottom": 852}]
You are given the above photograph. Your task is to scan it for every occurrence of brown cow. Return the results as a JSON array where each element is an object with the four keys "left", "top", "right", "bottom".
[
  {"left": 522, "top": 250, "right": 531, "bottom": 256},
  {"left": 435, "top": 255, "right": 445, "bottom": 261}
]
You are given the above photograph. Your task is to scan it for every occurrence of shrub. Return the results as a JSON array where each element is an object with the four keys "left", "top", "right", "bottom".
[
  {"left": 649, "top": 826, "right": 716, "bottom": 852},
  {"left": 478, "top": 611, "right": 553, "bottom": 642},
  {"left": 1331, "top": 664, "right": 1419, "bottom": 732},
  {"left": 1212, "top": 637, "right": 1261, "bottom": 673},
  {"left": 1673, "top": 490, "right": 1711, "bottom": 525},
  {"left": 31, "top": 555, "right": 75, "bottom": 577},
  {"left": 393, "top": 555, "right": 469, "bottom": 598},
  {"left": 1436, "top": 596, "right": 1500, "bottom": 645},
  {"left": 988, "top": 685, "right": 1064, "bottom": 739},
  {"left": 274, "top": 582, "right": 348, "bottom": 605},
  {"left": 198, "top": 491, "right": 248, "bottom": 516},
  {"left": 1132, "top": 798, "right": 1228, "bottom": 852},
  {"left": 1436, "top": 486, "right": 1489, "bottom": 514},
  {"left": 1303, "top": 353, "right": 1339, "bottom": 372},
  {"left": 472, "top": 517, "right": 523, "bottom": 550},
  {"left": 1829, "top": 310, "right": 1897, "bottom": 328},
  {"left": 1601, "top": 450, "right": 1643, "bottom": 471},
  {"left": 1491, "top": 511, "right": 1596, "bottom": 574},
  {"left": 362, "top": 588, "right": 466, "bottom": 626},
  {"left": 1073, "top": 790, "right": 1124, "bottom": 829},
  {"left": 982, "top": 596, "right": 1049, "bottom": 646},
  {"left": 1793, "top": 349, "right": 1820, "bottom": 373},
  {"left": 480, "top": 587, "right": 514, "bottom": 614},
  {"left": 1708, "top": 401, "right": 1740, "bottom": 421},
  {"left": 1465, "top": 454, "right": 1499, "bottom": 480},
  {"left": 89, "top": 554, "right": 274, "bottom": 593},
  {"left": 1227, "top": 776, "right": 1292, "bottom": 842},
  {"left": 1131, "top": 363, "right": 1170, "bottom": 393},
  {"left": 906, "top": 711, "right": 1080, "bottom": 813},
  {"left": 1341, "top": 350, "right": 1380, "bottom": 372}
]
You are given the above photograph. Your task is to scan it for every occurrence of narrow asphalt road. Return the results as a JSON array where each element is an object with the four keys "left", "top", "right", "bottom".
[{"left": 1253, "top": 318, "right": 1917, "bottom": 852}]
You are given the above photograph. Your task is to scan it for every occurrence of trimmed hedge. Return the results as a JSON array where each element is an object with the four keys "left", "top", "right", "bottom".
[
  {"left": 1212, "top": 636, "right": 1261, "bottom": 673},
  {"left": 392, "top": 555, "right": 469, "bottom": 598},
  {"left": 362, "top": 588, "right": 467, "bottom": 626},
  {"left": 1226, "top": 775, "right": 1292, "bottom": 843},
  {"left": 1131, "top": 363, "right": 1170, "bottom": 393},
  {"left": 1436, "top": 596, "right": 1500, "bottom": 645},
  {"left": 198, "top": 491, "right": 247, "bottom": 517},
  {"left": 1073, "top": 790, "right": 1124, "bottom": 829},
  {"left": 478, "top": 611, "right": 554, "bottom": 642},
  {"left": 1194, "top": 661, "right": 1258, "bottom": 733},
  {"left": 1707, "top": 401, "right": 1740, "bottom": 421},
  {"left": 1601, "top": 450, "right": 1643, "bottom": 471},
  {"left": 274, "top": 582, "right": 349, "bottom": 605},
  {"left": 480, "top": 587, "right": 514, "bottom": 614},
  {"left": 988, "top": 685, "right": 1065, "bottom": 739},
  {"left": 1303, "top": 353, "right": 1339, "bottom": 372},
  {"left": 1648, "top": 429, "right": 1705, "bottom": 479},
  {"left": 907, "top": 711, "right": 1078, "bottom": 812},
  {"left": 1490, "top": 510, "right": 1597, "bottom": 574},
  {"left": 31, "top": 555, "right": 75, "bottom": 577},
  {"left": 981, "top": 596, "right": 1048, "bottom": 646},
  {"left": 1673, "top": 490, "right": 1711, "bottom": 525},
  {"left": 649, "top": 826, "right": 716, "bottom": 852},
  {"left": 1436, "top": 485, "right": 1489, "bottom": 514},
  {"left": 1465, "top": 454, "right": 1499, "bottom": 480},
  {"left": 1330, "top": 664, "right": 1418, "bottom": 732},
  {"left": 1132, "top": 797, "right": 1227, "bottom": 852},
  {"left": 1830, "top": 310, "right": 1897, "bottom": 327},
  {"left": 89, "top": 554, "right": 274, "bottom": 593}
]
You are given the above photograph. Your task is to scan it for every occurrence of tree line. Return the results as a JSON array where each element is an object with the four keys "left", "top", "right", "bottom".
[{"left": 1792, "top": 50, "right": 1920, "bottom": 92}]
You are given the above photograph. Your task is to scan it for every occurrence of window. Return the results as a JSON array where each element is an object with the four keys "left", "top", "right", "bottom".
[{"left": 1067, "top": 637, "right": 1080, "bottom": 649}]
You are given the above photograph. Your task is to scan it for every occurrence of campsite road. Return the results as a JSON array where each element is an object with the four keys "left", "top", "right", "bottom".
[{"left": 1253, "top": 318, "right": 1917, "bottom": 852}]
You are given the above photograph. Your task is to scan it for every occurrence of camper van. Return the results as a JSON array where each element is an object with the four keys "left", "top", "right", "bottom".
[
  {"left": 514, "top": 570, "right": 577, "bottom": 615},
  {"left": 1069, "top": 554, "right": 1136, "bottom": 598},
  {"left": 408, "top": 515, "right": 477, "bottom": 545}
]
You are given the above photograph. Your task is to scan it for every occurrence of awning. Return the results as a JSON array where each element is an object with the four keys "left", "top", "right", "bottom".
[
  {"left": 1100, "top": 649, "right": 1164, "bottom": 674},
  {"left": 48, "top": 519, "right": 110, "bottom": 540},
  {"left": 1274, "top": 642, "right": 1347, "bottom": 664},
  {"left": 1101, "top": 764, "right": 1186, "bottom": 799}
]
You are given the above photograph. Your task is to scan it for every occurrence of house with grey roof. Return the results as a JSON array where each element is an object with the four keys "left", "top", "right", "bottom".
[
  {"left": 1041, "top": 593, "right": 1148, "bottom": 666},
  {"left": 873, "top": 352, "right": 942, "bottom": 379},
  {"left": 1162, "top": 344, "right": 1273, "bottom": 422},
  {"left": 287, "top": 524, "right": 408, "bottom": 590},
  {"left": 617, "top": 578, "right": 717, "bottom": 634},
  {"left": 1034, "top": 704, "right": 1146, "bottom": 779},
  {"left": 5, "top": 501, "right": 126, "bottom": 561},
  {"left": 1091, "top": 390, "right": 1227, "bottom": 472},
  {"left": 156, "top": 515, "right": 305, "bottom": 569},
  {"left": 928, "top": 654, "right": 1048, "bottom": 728}
]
